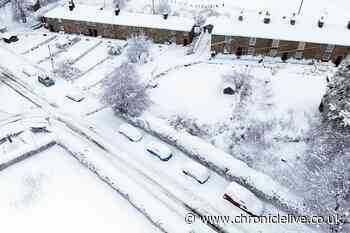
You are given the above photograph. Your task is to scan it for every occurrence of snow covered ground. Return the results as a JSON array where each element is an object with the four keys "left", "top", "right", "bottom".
[
  {"left": 0, "top": 31, "right": 323, "bottom": 232},
  {"left": 0, "top": 146, "right": 160, "bottom": 233}
]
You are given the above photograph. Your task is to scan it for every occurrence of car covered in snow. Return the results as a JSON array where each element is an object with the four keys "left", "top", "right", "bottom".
[
  {"left": 223, "top": 182, "right": 264, "bottom": 216},
  {"left": 66, "top": 89, "right": 85, "bottom": 102},
  {"left": 146, "top": 142, "right": 172, "bottom": 161},
  {"left": 38, "top": 74, "right": 55, "bottom": 87},
  {"left": 118, "top": 123, "right": 143, "bottom": 142},
  {"left": 182, "top": 162, "right": 210, "bottom": 184}
]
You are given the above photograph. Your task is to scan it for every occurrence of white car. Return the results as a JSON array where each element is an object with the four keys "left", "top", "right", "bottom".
[
  {"left": 183, "top": 162, "right": 210, "bottom": 184},
  {"left": 146, "top": 142, "right": 172, "bottom": 161},
  {"left": 22, "top": 65, "right": 37, "bottom": 77},
  {"left": 66, "top": 89, "right": 85, "bottom": 102},
  {"left": 223, "top": 182, "right": 264, "bottom": 216},
  {"left": 118, "top": 123, "right": 142, "bottom": 142}
]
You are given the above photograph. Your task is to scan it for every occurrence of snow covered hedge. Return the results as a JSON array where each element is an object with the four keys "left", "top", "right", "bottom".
[
  {"left": 123, "top": 114, "right": 305, "bottom": 215},
  {"left": 0, "top": 140, "right": 56, "bottom": 171}
]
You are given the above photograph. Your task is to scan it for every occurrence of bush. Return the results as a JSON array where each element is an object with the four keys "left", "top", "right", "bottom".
[{"left": 168, "top": 114, "right": 209, "bottom": 137}]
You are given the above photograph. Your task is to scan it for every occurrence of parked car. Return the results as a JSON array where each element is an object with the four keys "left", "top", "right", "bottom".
[
  {"left": 38, "top": 74, "right": 55, "bottom": 87},
  {"left": 146, "top": 142, "right": 172, "bottom": 161},
  {"left": 118, "top": 123, "right": 142, "bottom": 142},
  {"left": 182, "top": 162, "right": 210, "bottom": 184},
  {"left": 66, "top": 89, "right": 85, "bottom": 102},
  {"left": 31, "top": 22, "right": 43, "bottom": 30},
  {"left": 1, "top": 33, "right": 19, "bottom": 43},
  {"left": 22, "top": 65, "right": 37, "bottom": 77},
  {"left": 223, "top": 182, "right": 264, "bottom": 216}
]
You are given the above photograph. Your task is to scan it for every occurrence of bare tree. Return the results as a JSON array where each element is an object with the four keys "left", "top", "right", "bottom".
[
  {"left": 102, "top": 63, "right": 150, "bottom": 117},
  {"left": 126, "top": 34, "right": 152, "bottom": 64}
]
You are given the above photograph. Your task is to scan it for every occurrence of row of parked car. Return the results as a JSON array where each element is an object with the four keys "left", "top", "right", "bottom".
[{"left": 118, "top": 123, "right": 264, "bottom": 216}]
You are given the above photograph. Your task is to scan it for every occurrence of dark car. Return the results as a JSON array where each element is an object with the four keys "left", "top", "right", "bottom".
[
  {"left": 38, "top": 75, "right": 55, "bottom": 87},
  {"left": 2, "top": 33, "right": 19, "bottom": 43}
]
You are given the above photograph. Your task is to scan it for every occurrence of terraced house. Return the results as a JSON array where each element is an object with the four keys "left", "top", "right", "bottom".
[
  {"left": 43, "top": 4, "right": 196, "bottom": 45},
  {"left": 207, "top": 10, "right": 350, "bottom": 65},
  {"left": 43, "top": 4, "right": 350, "bottom": 65}
]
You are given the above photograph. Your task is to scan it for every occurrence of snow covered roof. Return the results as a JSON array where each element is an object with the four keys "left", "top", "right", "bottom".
[
  {"left": 207, "top": 10, "right": 350, "bottom": 46},
  {"left": 44, "top": 4, "right": 195, "bottom": 32}
]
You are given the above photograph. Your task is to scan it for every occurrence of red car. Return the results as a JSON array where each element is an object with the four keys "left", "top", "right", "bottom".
[{"left": 223, "top": 182, "right": 264, "bottom": 216}]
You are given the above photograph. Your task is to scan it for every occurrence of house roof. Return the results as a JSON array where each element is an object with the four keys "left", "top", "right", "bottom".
[
  {"left": 207, "top": 9, "right": 350, "bottom": 47},
  {"left": 44, "top": 4, "right": 195, "bottom": 32}
]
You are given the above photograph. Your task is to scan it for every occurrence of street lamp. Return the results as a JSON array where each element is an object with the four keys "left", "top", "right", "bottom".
[
  {"left": 298, "top": 0, "right": 304, "bottom": 15},
  {"left": 48, "top": 45, "right": 55, "bottom": 75}
]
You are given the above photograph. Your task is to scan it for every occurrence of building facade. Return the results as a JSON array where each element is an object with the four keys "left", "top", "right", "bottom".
[
  {"left": 211, "top": 35, "right": 350, "bottom": 64},
  {"left": 43, "top": 5, "right": 195, "bottom": 46}
]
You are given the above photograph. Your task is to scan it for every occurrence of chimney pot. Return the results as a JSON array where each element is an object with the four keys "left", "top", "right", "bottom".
[
  {"left": 318, "top": 17, "right": 324, "bottom": 28},
  {"left": 264, "top": 11, "right": 271, "bottom": 24},
  {"left": 290, "top": 13, "right": 296, "bottom": 25},
  {"left": 163, "top": 12, "right": 169, "bottom": 20},
  {"left": 238, "top": 11, "right": 243, "bottom": 21}
]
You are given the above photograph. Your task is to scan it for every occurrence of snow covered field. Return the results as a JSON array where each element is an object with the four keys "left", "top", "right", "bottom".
[
  {"left": 0, "top": 146, "right": 160, "bottom": 233},
  {"left": 0, "top": 4, "right": 342, "bottom": 229}
]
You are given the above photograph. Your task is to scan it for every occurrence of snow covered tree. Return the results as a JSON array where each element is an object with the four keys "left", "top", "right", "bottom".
[
  {"left": 102, "top": 63, "right": 150, "bottom": 117},
  {"left": 303, "top": 124, "right": 350, "bottom": 233},
  {"left": 113, "top": 0, "right": 128, "bottom": 8},
  {"left": 54, "top": 59, "right": 81, "bottom": 81},
  {"left": 322, "top": 56, "right": 350, "bottom": 132},
  {"left": 126, "top": 34, "right": 151, "bottom": 64}
]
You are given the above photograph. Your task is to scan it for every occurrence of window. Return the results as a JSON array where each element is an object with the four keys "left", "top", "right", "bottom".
[
  {"left": 249, "top": 37, "right": 256, "bottom": 46},
  {"left": 272, "top": 39, "right": 279, "bottom": 48},
  {"left": 247, "top": 47, "right": 255, "bottom": 55},
  {"left": 323, "top": 44, "right": 335, "bottom": 61},
  {"left": 297, "top": 42, "right": 306, "bottom": 51},
  {"left": 295, "top": 51, "right": 303, "bottom": 59}
]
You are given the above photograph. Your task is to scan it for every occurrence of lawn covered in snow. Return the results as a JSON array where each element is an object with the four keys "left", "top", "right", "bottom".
[
  {"left": 0, "top": 83, "right": 37, "bottom": 116},
  {"left": 0, "top": 146, "right": 160, "bottom": 233},
  {"left": 146, "top": 57, "right": 331, "bottom": 187}
]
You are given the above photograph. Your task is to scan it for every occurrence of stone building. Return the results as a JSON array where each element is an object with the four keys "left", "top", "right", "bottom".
[
  {"left": 43, "top": 4, "right": 196, "bottom": 45},
  {"left": 207, "top": 11, "right": 350, "bottom": 64}
]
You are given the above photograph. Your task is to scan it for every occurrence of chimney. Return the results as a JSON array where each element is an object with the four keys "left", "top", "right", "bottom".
[
  {"left": 318, "top": 16, "right": 324, "bottom": 28},
  {"left": 347, "top": 21, "right": 350, "bottom": 30},
  {"left": 238, "top": 11, "right": 243, "bottom": 21},
  {"left": 163, "top": 11, "right": 169, "bottom": 20},
  {"left": 115, "top": 5, "right": 120, "bottom": 16},
  {"left": 68, "top": 0, "right": 75, "bottom": 11},
  {"left": 290, "top": 13, "right": 296, "bottom": 25},
  {"left": 264, "top": 11, "right": 271, "bottom": 24}
]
